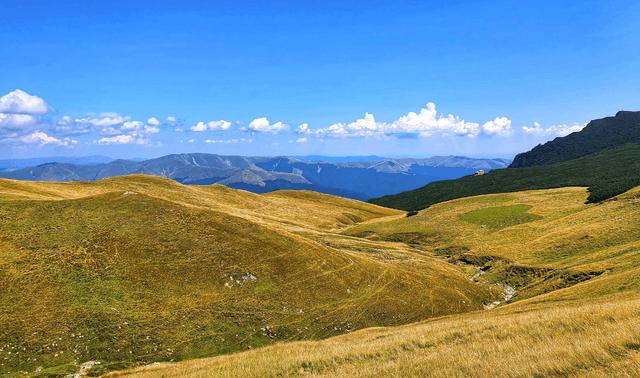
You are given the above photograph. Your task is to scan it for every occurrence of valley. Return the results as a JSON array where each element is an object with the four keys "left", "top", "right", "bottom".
[
  {"left": 102, "top": 183, "right": 640, "bottom": 378},
  {"left": 2, "top": 111, "right": 640, "bottom": 377},
  {"left": 0, "top": 175, "right": 498, "bottom": 377},
  {"left": 1, "top": 175, "right": 639, "bottom": 377}
]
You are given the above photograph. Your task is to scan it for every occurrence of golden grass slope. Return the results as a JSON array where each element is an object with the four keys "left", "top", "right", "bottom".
[
  {"left": 104, "top": 185, "right": 640, "bottom": 378},
  {"left": 0, "top": 174, "right": 399, "bottom": 232},
  {"left": 0, "top": 175, "right": 495, "bottom": 377},
  {"left": 346, "top": 186, "right": 640, "bottom": 303},
  {"left": 107, "top": 294, "right": 640, "bottom": 378}
]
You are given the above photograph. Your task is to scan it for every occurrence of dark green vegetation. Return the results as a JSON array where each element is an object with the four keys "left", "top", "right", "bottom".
[
  {"left": 370, "top": 143, "right": 640, "bottom": 211},
  {"left": 510, "top": 110, "right": 640, "bottom": 167},
  {"left": 0, "top": 176, "right": 494, "bottom": 377}
]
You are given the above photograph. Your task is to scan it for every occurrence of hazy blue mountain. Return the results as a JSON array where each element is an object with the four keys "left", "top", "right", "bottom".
[
  {"left": 295, "top": 155, "right": 386, "bottom": 162},
  {"left": 0, "top": 155, "right": 114, "bottom": 171},
  {"left": 0, "top": 153, "right": 510, "bottom": 200}
]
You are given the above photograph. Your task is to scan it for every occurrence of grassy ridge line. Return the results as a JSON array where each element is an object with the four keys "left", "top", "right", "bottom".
[
  {"left": 369, "top": 143, "right": 640, "bottom": 211},
  {"left": 0, "top": 174, "right": 402, "bottom": 232},
  {"left": 105, "top": 295, "right": 640, "bottom": 378}
]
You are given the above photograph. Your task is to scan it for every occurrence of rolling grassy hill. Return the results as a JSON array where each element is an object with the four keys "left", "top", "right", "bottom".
[
  {"left": 104, "top": 184, "right": 640, "bottom": 378},
  {"left": 0, "top": 175, "right": 497, "bottom": 377}
]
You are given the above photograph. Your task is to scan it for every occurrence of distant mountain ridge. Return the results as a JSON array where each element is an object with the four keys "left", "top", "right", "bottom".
[
  {"left": 510, "top": 110, "right": 640, "bottom": 168},
  {"left": 0, "top": 155, "right": 114, "bottom": 171},
  {"left": 0, "top": 154, "right": 510, "bottom": 201}
]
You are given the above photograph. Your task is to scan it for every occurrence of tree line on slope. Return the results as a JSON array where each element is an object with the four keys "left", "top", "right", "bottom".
[
  {"left": 369, "top": 144, "right": 640, "bottom": 211},
  {"left": 509, "top": 110, "right": 640, "bottom": 168}
]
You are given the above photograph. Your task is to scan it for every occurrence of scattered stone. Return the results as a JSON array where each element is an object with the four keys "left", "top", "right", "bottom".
[{"left": 123, "top": 191, "right": 138, "bottom": 195}]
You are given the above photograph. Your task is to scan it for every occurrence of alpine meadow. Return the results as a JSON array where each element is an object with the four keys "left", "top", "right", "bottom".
[{"left": 2, "top": 1, "right": 640, "bottom": 376}]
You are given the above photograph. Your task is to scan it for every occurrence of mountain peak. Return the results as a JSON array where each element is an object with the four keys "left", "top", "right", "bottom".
[{"left": 510, "top": 110, "right": 640, "bottom": 168}]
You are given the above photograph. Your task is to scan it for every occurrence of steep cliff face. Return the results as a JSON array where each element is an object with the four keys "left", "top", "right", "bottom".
[{"left": 509, "top": 111, "right": 640, "bottom": 168}]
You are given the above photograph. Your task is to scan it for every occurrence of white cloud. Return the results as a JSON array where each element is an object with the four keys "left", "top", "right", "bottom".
[
  {"left": 97, "top": 133, "right": 149, "bottom": 145},
  {"left": 190, "top": 120, "right": 232, "bottom": 132},
  {"left": 19, "top": 131, "right": 76, "bottom": 146},
  {"left": 166, "top": 116, "right": 177, "bottom": 123},
  {"left": 482, "top": 117, "right": 513, "bottom": 136},
  {"left": 187, "top": 139, "right": 195, "bottom": 143},
  {"left": 296, "top": 123, "right": 311, "bottom": 134},
  {"left": 80, "top": 114, "right": 132, "bottom": 128},
  {"left": 0, "top": 113, "right": 39, "bottom": 129},
  {"left": 310, "top": 103, "right": 507, "bottom": 138},
  {"left": 204, "top": 138, "right": 252, "bottom": 144},
  {"left": 0, "top": 89, "right": 55, "bottom": 115},
  {"left": 296, "top": 137, "right": 308, "bottom": 143},
  {"left": 121, "top": 121, "right": 145, "bottom": 131},
  {"left": 147, "top": 117, "right": 161, "bottom": 126},
  {"left": 247, "top": 117, "right": 290, "bottom": 133},
  {"left": 145, "top": 125, "right": 160, "bottom": 134},
  {"left": 522, "top": 122, "right": 586, "bottom": 136}
]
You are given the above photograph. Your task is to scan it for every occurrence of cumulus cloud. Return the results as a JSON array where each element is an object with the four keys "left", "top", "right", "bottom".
[
  {"left": 312, "top": 103, "right": 493, "bottom": 138},
  {"left": 522, "top": 122, "right": 586, "bottom": 137},
  {"left": 0, "top": 89, "right": 55, "bottom": 115},
  {"left": 97, "top": 133, "right": 149, "bottom": 145},
  {"left": 0, "top": 113, "right": 39, "bottom": 129},
  {"left": 482, "top": 117, "right": 513, "bottom": 136},
  {"left": 0, "top": 90, "right": 175, "bottom": 149},
  {"left": 247, "top": 117, "right": 289, "bottom": 133},
  {"left": 82, "top": 114, "right": 132, "bottom": 128},
  {"left": 20, "top": 131, "right": 77, "bottom": 147},
  {"left": 190, "top": 120, "right": 232, "bottom": 132},
  {"left": 296, "top": 123, "right": 311, "bottom": 134},
  {"left": 296, "top": 137, "right": 308, "bottom": 143},
  {"left": 147, "top": 117, "right": 161, "bottom": 126},
  {"left": 204, "top": 138, "right": 252, "bottom": 144},
  {"left": 0, "top": 90, "right": 57, "bottom": 141}
]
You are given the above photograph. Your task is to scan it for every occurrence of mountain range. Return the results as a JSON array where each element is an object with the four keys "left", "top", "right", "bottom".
[{"left": 0, "top": 154, "right": 510, "bottom": 201}]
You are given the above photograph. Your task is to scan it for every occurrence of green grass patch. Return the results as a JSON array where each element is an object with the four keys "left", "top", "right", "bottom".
[
  {"left": 32, "top": 363, "right": 78, "bottom": 377},
  {"left": 458, "top": 205, "right": 543, "bottom": 230}
]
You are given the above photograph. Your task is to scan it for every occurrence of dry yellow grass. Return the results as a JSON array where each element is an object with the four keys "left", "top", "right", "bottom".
[
  {"left": 0, "top": 175, "right": 496, "bottom": 376},
  {"left": 4, "top": 176, "right": 640, "bottom": 377},
  {"left": 0, "top": 174, "right": 401, "bottom": 232},
  {"left": 106, "top": 294, "right": 640, "bottom": 378},
  {"left": 346, "top": 186, "right": 640, "bottom": 302}
]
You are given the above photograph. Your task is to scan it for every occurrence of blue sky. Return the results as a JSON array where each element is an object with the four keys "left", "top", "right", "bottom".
[{"left": 1, "top": 0, "right": 639, "bottom": 159}]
